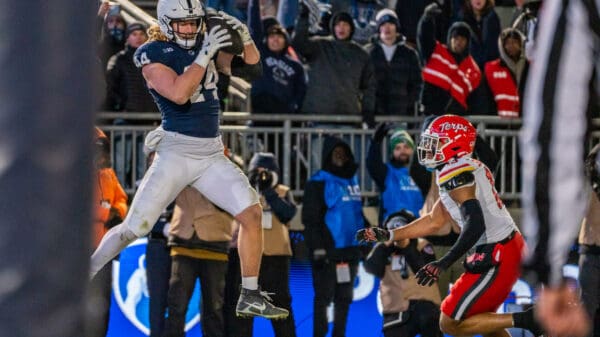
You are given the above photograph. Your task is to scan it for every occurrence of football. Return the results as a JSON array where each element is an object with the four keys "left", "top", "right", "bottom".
[{"left": 205, "top": 11, "right": 244, "bottom": 55}]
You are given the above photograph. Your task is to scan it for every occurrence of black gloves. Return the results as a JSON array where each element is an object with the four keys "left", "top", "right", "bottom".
[
  {"left": 373, "top": 122, "right": 391, "bottom": 143},
  {"left": 424, "top": 2, "right": 442, "bottom": 17},
  {"left": 249, "top": 170, "right": 274, "bottom": 192},
  {"left": 415, "top": 260, "right": 445, "bottom": 286},
  {"left": 356, "top": 227, "right": 390, "bottom": 243}
]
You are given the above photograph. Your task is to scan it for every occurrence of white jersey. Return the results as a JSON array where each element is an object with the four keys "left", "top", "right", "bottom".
[{"left": 437, "top": 157, "right": 517, "bottom": 246}]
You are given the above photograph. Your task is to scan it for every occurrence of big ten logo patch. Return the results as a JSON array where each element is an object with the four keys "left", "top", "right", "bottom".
[{"left": 112, "top": 239, "right": 202, "bottom": 335}]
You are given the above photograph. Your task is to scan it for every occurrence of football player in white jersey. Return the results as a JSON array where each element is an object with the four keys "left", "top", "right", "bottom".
[{"left": 358, "top": 115, "right": 543, "bottom": 337}]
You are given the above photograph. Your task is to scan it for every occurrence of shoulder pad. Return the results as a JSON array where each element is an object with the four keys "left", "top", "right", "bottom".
[
  {"left": 441, "top": 171, "right": 475, "bottom": 191},
  {"left": 437, "top": 157, "right": 477, "bottom": 185},
  {"left": 133, "top": 41, "right": 172, "bottom": 68}
]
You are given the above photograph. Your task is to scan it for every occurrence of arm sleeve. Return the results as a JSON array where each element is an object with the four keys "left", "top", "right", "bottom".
[
  {"left": 264, "top": 189, "right": 298, "bottom": 224},
  {"left": 437, "top": 198, "right": 485, "bottom": 269},
  {"left": 363, "top": 243, "right": 393, "bottom": 278},
  {"left": 291, "top": 15, "right": 318, "bottom": 59},
  {"left": 247, "top": 0, "right": 264, "bottom": 43},
  {"left": 402, "top": 239, "right": 436, "bottom": 272},
  {"left": 417, "top": 13, "right": 436, "bottom": 63},
  {"left": 301, "top": 181, "right": 328, "bottom": 251},
  {"left": 366, "top": 141, "right": 388, "bottom": 190}
]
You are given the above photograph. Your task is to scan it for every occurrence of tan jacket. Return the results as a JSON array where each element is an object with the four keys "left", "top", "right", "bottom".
[
  {"left": 579, "top": 192, "right": 600, "bottom": 246},
  {"left": 170, "top": 187, "right": 234, "bottom": 245},
  {"left": 262, "top": 185, "right": 293, "bottom": 256},
  {"left": 379, "top": 239, "right": 441, "bottom": 313}
]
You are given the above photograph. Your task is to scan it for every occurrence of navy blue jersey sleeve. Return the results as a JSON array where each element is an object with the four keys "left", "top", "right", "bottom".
[{"left": 134, "top": 42, "right": 171, "bottom": 68}]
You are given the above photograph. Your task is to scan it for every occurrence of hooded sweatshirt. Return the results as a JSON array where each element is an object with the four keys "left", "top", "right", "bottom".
[
  {"left": 248, "top": 0, "right": 307, "bottom": 115},
  {"left": 302, "top": 137, "right": 364, "bottom": 261}
]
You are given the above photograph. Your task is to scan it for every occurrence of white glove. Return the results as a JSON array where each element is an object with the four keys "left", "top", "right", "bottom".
[
  {"left": 194, "top": 25, "right": 232, "bottom": 68},
  {"left": 218, "top": 10, "right": 253, "bottom": 45}
]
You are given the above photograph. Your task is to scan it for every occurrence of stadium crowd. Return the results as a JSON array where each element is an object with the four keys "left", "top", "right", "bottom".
[{"left": 90, "top": 0, "right": 600, "bottom": 337}]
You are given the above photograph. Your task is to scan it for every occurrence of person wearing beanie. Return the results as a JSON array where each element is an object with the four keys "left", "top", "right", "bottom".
[
  {"left": 367, "top": 123, "right": 424, "bottom": 225},
  {"left": 292, "top": 4, "right": 376, "bottom": 129},
  {"left": 417, "top": 2, "right": 482, "bottom": 116},
  {"left": 364, "top": 211, "right": 442, "bottom": 337},
  {"left": 365, "top": 8, "right": 422, "bottom": 116},
  {"left": 247, "top": 0, "right": 306, "bottom": 121},
  {"left": 480, "top": 27, "right": 529, "bottom": 118}
]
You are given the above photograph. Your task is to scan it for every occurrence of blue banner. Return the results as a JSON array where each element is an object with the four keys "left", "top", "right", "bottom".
[{"left": 106, "top": 239, "right": 578, "bottom": 337}]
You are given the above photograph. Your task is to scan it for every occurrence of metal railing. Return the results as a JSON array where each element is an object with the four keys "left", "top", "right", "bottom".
[{"left": 96, "top": 113, "right": 600, "bottom": 201}]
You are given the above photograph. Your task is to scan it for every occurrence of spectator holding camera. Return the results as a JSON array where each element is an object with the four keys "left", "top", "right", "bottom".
[
  {"left": 364, "top": 211, "right": 442, "bottom": 337},
  {"left": 227, "top": 152, "right": 298, "bottom": 337},
  {"left": 302, "top": 136, "right": 366, "bottom": 337},
  {"left": 367, "top": 124, "right": 424, "bottom": 226}
]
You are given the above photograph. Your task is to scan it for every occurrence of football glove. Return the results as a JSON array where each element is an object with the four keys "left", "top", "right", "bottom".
[
  {"left": 415, "top": 261, "right": 444, "bottom": 287},
  {"left": 195, "top": 25, "right": 232, "bottom": 68},
  {"left": 218, "top": 11, "right": 253, "bottom": 45},
  {"left": 356, "top": 227, "right": 390, "bottom": 244}
]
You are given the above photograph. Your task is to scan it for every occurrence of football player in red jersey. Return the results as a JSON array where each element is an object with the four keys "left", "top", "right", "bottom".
[{"left": 358, "top": 114, "right": 543, "bottom": 337}]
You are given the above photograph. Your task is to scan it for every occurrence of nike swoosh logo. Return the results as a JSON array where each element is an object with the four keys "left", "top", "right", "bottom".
[{"left": 247, "top": 302, "right": 266, "bottom": 311}]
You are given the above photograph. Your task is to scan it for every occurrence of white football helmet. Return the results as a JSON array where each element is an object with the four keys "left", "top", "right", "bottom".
[{"left": 157, "top": 0, "right": 205, "bottom": 49}]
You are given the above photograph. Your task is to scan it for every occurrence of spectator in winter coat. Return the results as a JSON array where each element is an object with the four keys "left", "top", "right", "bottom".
[
  {"left": 460, "top": 0, "right": 501, "bottom": 69},
  {"left": 292, "top": 5, "right": 376, "bottom": 128},
  {"left": 366, "top": 9, "right": 422, "bottom": 116},
  {"left": 417, "top": 3, "right": 481, "bottom": 116},
  {"left": 105, "top": 22, "right": 159, "bottom": 115},
  {"left": 481, "top": 27, "right": 529, "bottom": 118},
  {"left": 248, "top": 0, "right": 307, "bottom": 119},
  {"left": 97, "top": 4, "right": 126, "bottom": 70}
]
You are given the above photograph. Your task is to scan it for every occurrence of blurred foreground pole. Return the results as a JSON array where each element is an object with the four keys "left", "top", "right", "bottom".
[{"left": 0, "top": 1, "right": 97, "bottom": 337}]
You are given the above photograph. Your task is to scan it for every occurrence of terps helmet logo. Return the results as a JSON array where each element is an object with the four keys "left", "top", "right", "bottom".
[
  {"left": 112, "top": 238, "right": 201, "bottom": 335},
  {"left": 439, "top": 122, "right": 469, "bottom": 133}
]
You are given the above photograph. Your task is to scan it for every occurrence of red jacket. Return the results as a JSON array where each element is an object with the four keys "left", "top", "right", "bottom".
[
  {"left": 484, "top": 60, "right": 520, "bottom": 118},
  {"left": 422, "top": 42, "right": 481, "bottom": 108}
]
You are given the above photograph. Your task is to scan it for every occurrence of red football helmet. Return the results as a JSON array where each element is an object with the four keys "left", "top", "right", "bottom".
[{"left": 417, "top": 115, "right": 477, "bottom": 168}]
